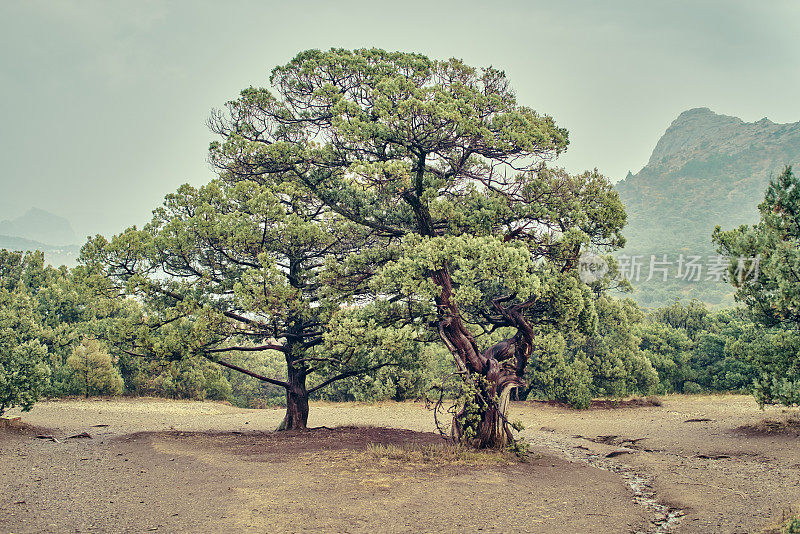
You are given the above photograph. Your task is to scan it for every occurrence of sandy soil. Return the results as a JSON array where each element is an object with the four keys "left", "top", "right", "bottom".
[
  {"left": 513, "top": 395, "right": 800, "bottom": 533},
  {"left": 1, "top": 395, "right": 797, "bottom": 533}
]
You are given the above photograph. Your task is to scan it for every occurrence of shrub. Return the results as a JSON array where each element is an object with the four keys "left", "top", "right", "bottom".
[{"left": 65, "top": 338, "right": 124, "bottom": 397}]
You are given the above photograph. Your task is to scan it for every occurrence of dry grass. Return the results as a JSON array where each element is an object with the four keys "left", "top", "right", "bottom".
[
  {"left": 645, "top": 395, "right": 663, "bottom": 406},
  {"left": 738, "top": 414, "right": 800, "bottom": 437},
  {"left": 364, "top": 441, "right": 522, "bottom": 466}
]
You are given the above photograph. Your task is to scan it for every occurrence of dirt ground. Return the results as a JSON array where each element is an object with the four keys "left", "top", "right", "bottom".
[{"left": 1, "top": 395, "right": 798, "bottom": 533}]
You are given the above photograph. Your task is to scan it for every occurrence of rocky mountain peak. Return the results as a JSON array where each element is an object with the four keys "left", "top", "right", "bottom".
[
  {"left": 614, "top": 108, "right": 800, "bottom": 306},
  {"left": 0, "top": 208, "right": 78, "bottom": 246}
]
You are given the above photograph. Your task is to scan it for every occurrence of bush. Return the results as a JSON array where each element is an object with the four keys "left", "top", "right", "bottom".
[
  {"left": 0, "top": 285, "right": 50, "bottom": 416},
  {"left": 65, "top": 338, "right": 124, "bottom": 397},
  {"left": 682, "top": 381, "right": 703, "bottom": 394},
  {"left": 526, "top": 332, "right": 593, "bottom": 408},
  {"left": 0, "top": 340, "right": 50, "bottom": 416},
  {"left": 204, "top": 375, "right": 233, "bottom": 401}
]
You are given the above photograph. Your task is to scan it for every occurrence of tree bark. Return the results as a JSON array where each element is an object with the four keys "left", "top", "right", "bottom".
[
  {"left": 277, "top": 360, "right": 309, "bottom": 431},
  {"left": 433, "top": 265, "right": 532, "bottom": 449},
  {"left": 277, "top": 261, "right": 311, "bottom": 431},
  {"left": 405, "top": 162, "right": 533, "bottom": 449}
]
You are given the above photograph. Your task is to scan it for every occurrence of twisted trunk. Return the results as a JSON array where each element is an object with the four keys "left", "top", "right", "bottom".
[
  {"left": 407, "top": 155, "right": 534, "bottom": 449},
  {"left": 431, "top": 264, "right": 533, "bottom": 449},
  {"left": 445, "top": 291, "right": 533, "bottom": 448}
]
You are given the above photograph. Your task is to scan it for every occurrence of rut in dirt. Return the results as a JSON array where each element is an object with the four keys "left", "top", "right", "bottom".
[{"left": 526, "top": 430, "right": 684, "bottom": 533}]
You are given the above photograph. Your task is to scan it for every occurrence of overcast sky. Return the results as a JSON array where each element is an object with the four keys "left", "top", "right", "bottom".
[{"left": 1, "top": 0, "right": 798, "bottom": 240}]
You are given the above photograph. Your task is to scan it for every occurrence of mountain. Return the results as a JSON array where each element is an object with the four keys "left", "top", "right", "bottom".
[
  {"left": 0, "top": 208, "right": 80, "bottom": 267},
  {"left": 0, "top": 208, "right": 78, "bottom": 247},
  {"left": 0, "top": 234, "right": 80, "bottom": 267},
  {"left": 615, "top": 108, "right": 800, "bottom": 307}
]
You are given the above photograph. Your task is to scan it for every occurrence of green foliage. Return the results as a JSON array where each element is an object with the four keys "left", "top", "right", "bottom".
[
  {"left": 728, "top": 325, "right": 800, "bottom": 407},
  {"left": 0, "top": 249, "right": 138, "bottom": 400},
  {"left": 65, "top": 337, "right": 124, "bottom": 397},
  {"left": 636, "top": 321, "right": 694, "bottom": 393},
  {"left": 714, "top": 166, "right": 800, "bottom": 406},
  {"left": 219, "top": 350, "right": 285, "bottom": 407},
  {"left": 690, "top": 309, "right": 754, "bottom": 392},
  {"left": 0, "top": 251, "right": 55, "bottom": 415},
  {"left": 651, "top": 299, "right": 709, "bottom": 340},
  {"left": 0, "top": 285, "right": 49, "bottom": 416},
  {"left": 785, "top": 516, "right": 800, "bottom": 534},
  {"left": 313, "top": 302, "right": 429, "bottom": 402},
  {"left": 130, "top": 355, "right": 232, "bottom": 401},
  {"left": 452, "top": 377, "right": 486, "bottom": 444},
  {"left": 526, "top": 330, "right": 593, "bottom": 408},
  {"left": 640, "top": 300, "right": 757, "bottom": 394},
  {"left": 526, "top": 296, "right": 656, "bottom": 407},
  {"left": 682, "top": 381, "right": 703, "bottom": 394},
  {"left": 572, "top": 296, "right": 658, "bottom": 398},
  {"left": 210, "top": 48, "right": 625, "bottom": 321},
  {"left": 525, "top": 296, "right": 758, "bottom": 405},
  {"left": 714, "top": 166, "right": 800, "bottom": 326}
]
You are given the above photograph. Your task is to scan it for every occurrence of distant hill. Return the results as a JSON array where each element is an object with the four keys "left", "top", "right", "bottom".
[
  {"left": 0, "top": 207, "right": 78, "bottom": 246},
  {"left": 0, "top": 208, "right": 80, "bottom": 267},
  {"left": 0, "top": 234, "right": 80, "bottom": 268},
  {"left": 615, "top": 108, "right": 800, "bottom": 307}
]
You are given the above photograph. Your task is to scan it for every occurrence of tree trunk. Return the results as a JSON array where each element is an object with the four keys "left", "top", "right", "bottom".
[
  {"left": 406, "top": 182, "right": 532, "bottom": 449},
  {"left": 453, "top": 383, "right": 515, "bottom": 448},
  {"left": 277, "top": 358, "right": 309, "bottom": 431},
  {"left": 433, "top": 266, "right": 532, "bottom": 449}
]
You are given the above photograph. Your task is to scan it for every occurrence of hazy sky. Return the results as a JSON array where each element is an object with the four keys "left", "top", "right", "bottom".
[{"left": 1, "top": 0, "right": 799, "bottom": 240}]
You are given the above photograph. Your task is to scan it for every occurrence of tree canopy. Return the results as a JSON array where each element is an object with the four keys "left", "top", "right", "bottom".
[
  {"left": 209, "top": 48, "right": 627, "bottom": 447},
  {"left": 714, "top": 166, "right": 800, "bottom": 405},
  {"left": 82, "top": 176, "right": 415, "bottom": 429}
]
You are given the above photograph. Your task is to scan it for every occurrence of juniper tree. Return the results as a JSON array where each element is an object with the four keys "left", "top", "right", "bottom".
[
  {"left": 82, "top": 177, "right": 413, "bottom": 429},
  {"left": 209, "top": 48, "right": 626, "bottom": 447},
  {"left": 66, "top": 337, "right": 124, "bottom": 398},
  {"left": 714, "top": 166, "right": 800, "bottom": 405}
]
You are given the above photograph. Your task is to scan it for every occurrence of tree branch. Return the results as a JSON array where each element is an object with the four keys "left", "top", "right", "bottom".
[
  {"left": 213, "top": 359, "right": 289, "bottom": 388},
  {"left": 202, "top": 343, "right": 286, "bottom": 354},
  {"left": 307, "top": 362, "right": 399, "bottom": 395}
]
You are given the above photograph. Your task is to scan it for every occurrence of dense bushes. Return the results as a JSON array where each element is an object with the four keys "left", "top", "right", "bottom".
[
  {"left": 728, "top": 325, "right": 800, "bottom": 407},
  {"left": 0, "top": 284, "right": 49, "bottom": 416},
  {"left": 642, "top": 301, "right": 757, "bottom": 395},
  {"left": 0, "top": 246, "right": 766, "bottom": 412},
  {"left": 126, "top": 355, "right": 232, "bottom": 402},
  {"left": 525, "top": 298, "right": 758, "bottom": 406}
]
